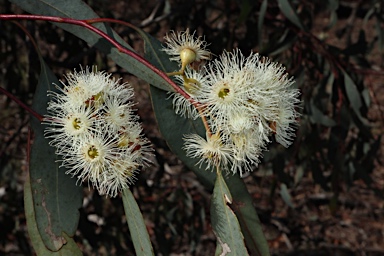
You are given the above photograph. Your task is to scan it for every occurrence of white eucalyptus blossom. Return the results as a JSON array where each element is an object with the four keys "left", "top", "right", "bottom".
[
  {"left": 183, "top": 132, "right": 233, "bottom": 171},
  {"left": 162, "top": 29, "right": 211, "bottom": 70},
  {"left": 170, "top": 67, "right": 207, "bottom": 119},
  {"left": 165, "top": 44, "right": 300, "bottom": 176},
  {"left": 44, "top": 67, "right": 152, "bottom": 197}
]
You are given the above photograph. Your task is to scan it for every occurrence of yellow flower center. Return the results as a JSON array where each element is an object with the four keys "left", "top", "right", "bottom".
[
  {"left": 72, "top": 118, "right": 82, "bottom": 130},
  {"left": 183, "top": 77, "right": 201, "bottom": 94},
  {"left": 218, "top": 87, "right": 230, "bottom": 99},
  {"left": 87, "top": 145, "right": 99, "bottom": 159},
  {"left": 118, "top": 134, "right": 132, "bottom": 148},
  {"left": 85, "top": 92, "right": 104, "bottom": 107}
]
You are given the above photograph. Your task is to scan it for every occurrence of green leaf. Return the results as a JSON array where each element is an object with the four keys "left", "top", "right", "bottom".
[
  {"left": 326, "top": 0, "right": 339, "bottom": 28},
  {"left": 267, "top": 30, "right": 296, "bottom": 56},
  {"left": 225, "top": 175, "right": 270, "bottom": 256},
  {"left": 122, "top": 189, "right": 154, "bottom": 256},
  {"left": 10, "top": 0, "right": 173, "bottom": 91},
  {"left": 277, "top": 0, "right": 306, "bottom": 30},
  {"left": 327, "top": 0, "right": 339, "bottom": 10},
  {"left": 376, "top": 17, "right": 384, "bottom": 52},
  {"left": 279, "top": 183, "right": 294, "bottom": 208},
  {"left": 24, "top": 175, "right": 82, "bottom": 255},
  {"left": 29, "top": 59, "right": 82, "bottom": 251},
  {"left": 211, "top": 172, "right": 248, "bottom": 255},
  {"left": 309, "top": 100, "right": 336, "bottom": 127},
  {"left": 143, "top": 30, "right": 269, "bottom": 255},
  {"left": 343, "top": 71, "right": 363, "bottom": 119},
  {"left": 258, "top": 0, "right": 268, "bottom": 47}
]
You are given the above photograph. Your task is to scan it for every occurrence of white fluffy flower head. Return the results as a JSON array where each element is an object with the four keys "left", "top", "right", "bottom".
[
  {"left": 168, "top": 47, "right": 300, "bottom": 175},
  {"left": 183, "top": 132, "right": 233, "bottom": 171},
  {"left": 44, "top": 67, "right": 153, "bottom": 197}
]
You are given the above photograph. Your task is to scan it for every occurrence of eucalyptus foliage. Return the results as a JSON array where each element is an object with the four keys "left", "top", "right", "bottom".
[{"left": 0, "top": 0, "right": 381, "bottom": 255}]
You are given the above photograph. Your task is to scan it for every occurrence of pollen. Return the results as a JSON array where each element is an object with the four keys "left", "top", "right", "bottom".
[
  {"left": 218, "top": 88, "right": 230, "bottom": 99},
  {"left": 72, "top": 118, "right": 82, "bottom": 130},
  {"left": 87, "top": 145, "right": 99, "bottom": 159}
]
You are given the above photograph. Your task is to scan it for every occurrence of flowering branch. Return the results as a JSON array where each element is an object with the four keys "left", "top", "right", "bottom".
[
  {"left": 0, "top": 14, "right": 192, "bottom": 102},
  {"left": 85, "top": 17, "right": 211, "bottom": 132},
  {"left": 0, "top": 14, "right": 212, "bottom": 143}
]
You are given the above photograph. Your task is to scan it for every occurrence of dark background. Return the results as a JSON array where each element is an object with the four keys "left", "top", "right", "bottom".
[{"left": 0, "top": 0, "right": 383, "bottom": 255}]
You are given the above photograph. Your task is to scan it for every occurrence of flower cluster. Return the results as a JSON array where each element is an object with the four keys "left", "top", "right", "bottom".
[
  {"left": 44, "top": 67, "right": 152, "bottom": 197},
  {"left": 163, "top": 31, "right": 300, "bottom": 176}
]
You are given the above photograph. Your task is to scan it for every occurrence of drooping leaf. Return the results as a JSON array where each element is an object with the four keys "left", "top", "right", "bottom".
[
  {"left": 309, "top": 100, "right": 336, "bottom": 127},
  {"left": 277, "top": 0, "right": 306, "bottom": 30},
  {"left": 326, "top": 0, "right": 339, "bottom": 29},
  {"left": 24, "top": 174, "right": 82, "bottom": 255},
  {"left": 376, "top": 17, "right": 384, "bottom": 51},
  {"left": 122, "top": 189, "right": 154, "bottom": 256},
  {"left": 257, "top": 0, "right": 268, "bottom": 47},
  {"left": 211, "top": 172, "right": 248, "bottom": 256},
  {"left": 268, "top": 31, "right": 296, "bottom": 56},
  {"left": 28, "top": 59, "right": 82, "bottom": 251},
  {"left": 279, "top": 183, "right": 294, "bottom": 208},
  {"left": 143, "top": 30, "right": 270, "bottom": 255},
  {"left": 224, "top": 175, "right": 270, "bottom": 256},
  {"left": 10, "top": 0, "right": 173, "bottom": 92},
  {"left": 343, "top": 71, "right": 363, "bottom": 119}
]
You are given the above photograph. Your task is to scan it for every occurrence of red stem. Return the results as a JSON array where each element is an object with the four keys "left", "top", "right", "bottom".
[
  {"left": 0, "top": 14, "right": 191, "bottom": 101},
  {"left": 0, "top": 86, "right": 43, "bottom": 122}
]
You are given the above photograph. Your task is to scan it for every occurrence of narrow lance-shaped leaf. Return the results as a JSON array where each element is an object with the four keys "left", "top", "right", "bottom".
[
  {"left": 343, "top": 71, "right": 363, "bottom": 120},
  {"left": 211, "top": 172, "right": 248, "bottom": 255},
  {"left": 24, "top": 174, "right": 82, "bottom": 256},
  {"left": 224, "top": 175, "right": 270, "bottom": 256},
  {"left": 29, "top": 59, "right": 82, "bottom": 251},
  {"left": 258, "top": 0, "right": 268, "bottom": 48},
  {"left": 309, "top": 100, "right": 336, "bottom": 127},
  {"left": 279, "top": 183, "right": 294, "bottom": 208},
  {"left": 122, "top": 189, "right": 154, "bottom": 256},
  {"left": 11, "top": 0, "right": 173, "bottom": 91},
  {"left": 277, "top": 0, "right": 306, "bottom": 30}
]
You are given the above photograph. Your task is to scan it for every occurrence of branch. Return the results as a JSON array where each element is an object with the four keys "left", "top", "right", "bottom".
[
  {"left": 0, "top": 14, "right": 192, "bottom": 101},
  {"left": 0, "top": 86, "right": 43, "bottom": 122}
]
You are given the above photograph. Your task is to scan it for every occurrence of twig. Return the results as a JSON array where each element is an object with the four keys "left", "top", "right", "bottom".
[
  {"left": 0, "top": 87, "right": 43, "bottom": 122},
  {"left": 0, "top": 14, "right": 192, "bottom": 102}
]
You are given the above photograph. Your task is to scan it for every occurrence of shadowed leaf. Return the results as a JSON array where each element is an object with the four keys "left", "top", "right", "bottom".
[
  {"left": 277, "top": 0, "right": 306, "bottom": 30},
  {"left": 343, "top": 72, "right": 362, "bottom": 112},
  {"left": 28, "top": 59, "right": 82, "bottom": 251},
  {"left": 24, "top": 174, "right": 82, "bottom": 255},
  {"left": 122, "top": 189, "right": 154, "bottom": 256},
  {"left": 309, "top": 100, "right": 336, "bottom": 127},
  {"left": 258, "top": 0, "right": 268, "bottom": 47},
  {"left": 10, "top": 0, "right": 173, "bottom": 91},
  {"left": 211, "top": 172, "right": 248, "bottom": 255}
]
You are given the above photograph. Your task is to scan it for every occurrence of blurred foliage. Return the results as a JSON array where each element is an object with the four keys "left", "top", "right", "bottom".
[{"left": 0, "top": 0, "right": 383, "bottom": 255}]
